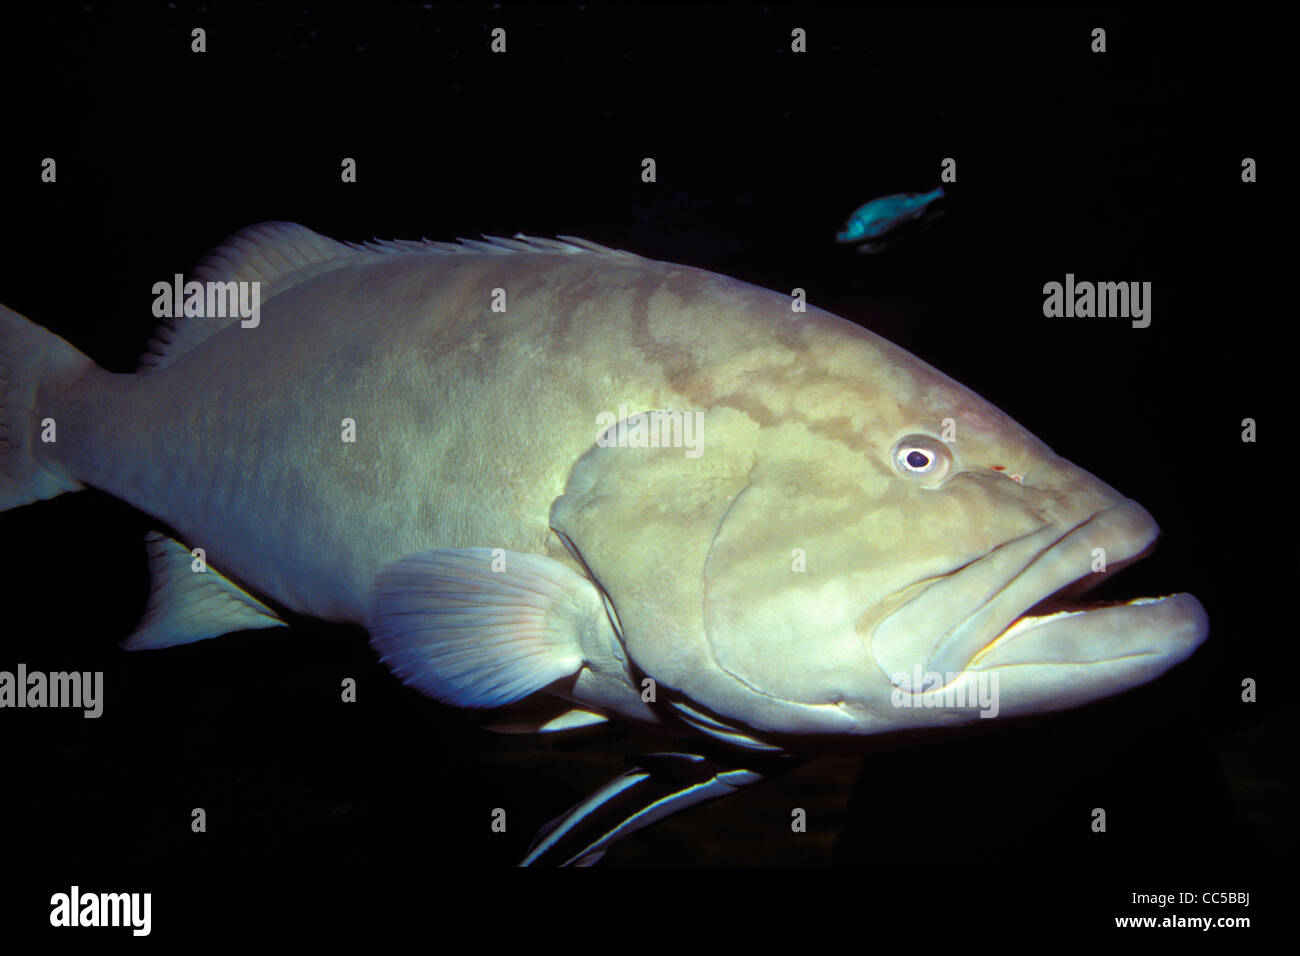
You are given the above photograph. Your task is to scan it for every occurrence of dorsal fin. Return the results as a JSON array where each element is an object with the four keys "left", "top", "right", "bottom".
[
  {"left": 138, "top": 223, "right": 648, "bottom": 373},
  {"left": 138, "top": 221, "right": 363, "bottom": 372},
  {"left": 340, "top": 232, "right": 646, "bottom": 263}
]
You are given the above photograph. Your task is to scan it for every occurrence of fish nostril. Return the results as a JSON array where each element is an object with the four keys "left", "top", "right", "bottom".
[{"left": 986, "top": 466, "right": 1026, "bottom": 485}]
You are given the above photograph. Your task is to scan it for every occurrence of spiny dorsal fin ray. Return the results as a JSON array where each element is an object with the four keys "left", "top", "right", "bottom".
[
  {"left": 342, "top": 232, "right": 645, "bottom": 262},
  {"left": 139, "top": 224, "right": 646, "bottom": 373}
]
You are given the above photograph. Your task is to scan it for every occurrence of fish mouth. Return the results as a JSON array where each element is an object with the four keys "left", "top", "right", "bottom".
[
  {"left": 873, "top": 500, "right": 1208, "bottom": 698},
  {"left": 964, "top": 589, "right": 1204, "bottom": 671},
  {"left": 963, "top": 534, "right": 1162, "bottom": 668}
]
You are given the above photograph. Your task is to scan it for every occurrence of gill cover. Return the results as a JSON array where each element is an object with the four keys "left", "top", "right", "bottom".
[
  {"left": 550, "top": 407, "right": 920, "bottom": 736},
  {"left": 549, "top": 408, "right": 756, "bottom": 700}
]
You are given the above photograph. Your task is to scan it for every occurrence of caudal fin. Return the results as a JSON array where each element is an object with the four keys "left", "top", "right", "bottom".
[{"left": 0, "top": 303, "right": 93, "bottom": 511}]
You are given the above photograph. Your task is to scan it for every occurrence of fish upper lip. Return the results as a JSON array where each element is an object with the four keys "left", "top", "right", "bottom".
[
  {"left": 929, "top": 499, "right": 1163, "bottom": 676},
  {"left": 872, "top": 500, "right": 1164, "bottom": 686},
  {"left": 927, "top": 499, "right": 1163, "bottom": 676}
]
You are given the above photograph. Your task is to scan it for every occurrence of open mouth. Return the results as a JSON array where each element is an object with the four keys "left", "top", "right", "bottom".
[
  {"left": 968, "top": 592, "right": 1183, "bottom": 668},
  {"left": 966, "top": 541, "right": 1169, "bottom": 666},
  {"left": 961, "top": 517, "right": 1208, "bottom": 676},
  {"left": 874, "top": 499, "right": 1209, "bottom": 686}
]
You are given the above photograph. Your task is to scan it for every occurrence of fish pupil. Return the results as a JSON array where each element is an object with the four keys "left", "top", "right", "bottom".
[{"left": 906, "top": 450, "right": 930, "bottom": 469}]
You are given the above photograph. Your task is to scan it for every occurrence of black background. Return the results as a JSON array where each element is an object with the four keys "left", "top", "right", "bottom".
[{"left": 0, "top": 1, "right": 1289, "bottom": 941}]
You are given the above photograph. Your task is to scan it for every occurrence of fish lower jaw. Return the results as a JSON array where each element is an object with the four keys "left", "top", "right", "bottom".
[{"left": 968, "top": 593, "right": 1186, "bottom": 668}]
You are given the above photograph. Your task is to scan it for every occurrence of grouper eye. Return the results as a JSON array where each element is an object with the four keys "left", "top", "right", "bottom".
[{"left": 890, "top": 435, "right": 952, "bottom": 483}]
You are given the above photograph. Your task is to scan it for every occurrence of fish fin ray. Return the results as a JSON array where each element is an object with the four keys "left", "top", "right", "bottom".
[
  {"left": 137, "top": 224, "right": 646, "bottom": 374},
  {"left": 122, "top": 532, "right": 286, "bottom": 650},
  {"left": 138, "top": 222, "right": 363, "bottom": 372},
  {"left": 553, "top": 235, "right": 640, "bottom": 259},
  {"left": 341, "top": 232, "right": 646, "bottom": 262},
  {"left": 484, "top": 706, "right": 610, "bottom": 735},
  {"left": 366, "top": 548, "right": 599, "bottom": 709}
]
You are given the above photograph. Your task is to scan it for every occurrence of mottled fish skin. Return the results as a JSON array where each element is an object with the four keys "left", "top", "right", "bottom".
[
  {"left": 0, "top": 222, "right": 1207, "bottom": 759},
  {"left": 43, "top": 236, "right": 671, "bottom": 622},
  {"left": 835, "top": 186, "right": 945, "bottom": 243}
]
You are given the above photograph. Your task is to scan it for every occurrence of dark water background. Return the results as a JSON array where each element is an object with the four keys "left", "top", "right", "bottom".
[{"left": 0, "top": 1, "right": 1289, "bottom": 940}]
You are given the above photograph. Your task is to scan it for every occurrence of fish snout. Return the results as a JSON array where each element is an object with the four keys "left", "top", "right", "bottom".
[{"left": 869, "top": 498, "right": 1205, "bottom": 708}]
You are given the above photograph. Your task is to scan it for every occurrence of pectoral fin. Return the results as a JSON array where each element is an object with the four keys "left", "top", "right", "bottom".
[{"left": 366, "top": 548, "right": 603, "bottom": 709}]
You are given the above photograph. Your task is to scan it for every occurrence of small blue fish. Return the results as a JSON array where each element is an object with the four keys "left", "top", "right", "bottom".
[{"left": 836, "top": 186, "right": 946, "bottom": 250}]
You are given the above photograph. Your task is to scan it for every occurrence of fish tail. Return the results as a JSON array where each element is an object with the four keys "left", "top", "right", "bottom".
[{"left": 0, "top": 303, "right": 94, "bottom": 511}]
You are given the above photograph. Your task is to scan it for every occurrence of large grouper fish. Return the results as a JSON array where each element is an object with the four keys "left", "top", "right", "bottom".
[{"left": 0, "top": 222, "right": 1208, "bottom": 865}]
